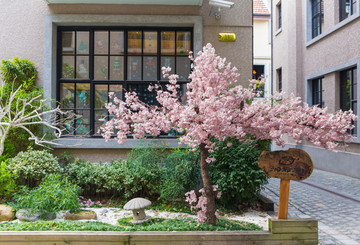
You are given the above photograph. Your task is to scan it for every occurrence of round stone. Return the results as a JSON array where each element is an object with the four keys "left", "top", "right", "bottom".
[{"left": 0, "top": 204, "right": 15, "bottom": 221}]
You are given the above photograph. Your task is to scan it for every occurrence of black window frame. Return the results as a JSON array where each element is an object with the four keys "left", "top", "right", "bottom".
[
  {"left": 340, "top": 67, "right": 357, "bottom": 135},
  {"left": 339, "top": 0, "right": 357, "bottom": 22},
  {"left": 57, "top": 26, "right": 193, "bottom": 137},
  {"left": 311, "top": 77, "right": 323, "bottom": 107},
  {"left": 277, "top": 2, "right": 282, "bottom": 29},
  {"left": 311, "top": 0, "right": 323, "bottom": 38},
  {"left": 277, "top": 68, "right": 282, "bottom": 92}
]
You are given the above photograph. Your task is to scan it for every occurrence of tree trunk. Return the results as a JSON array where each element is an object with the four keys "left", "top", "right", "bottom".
[{"left": 199, "top": 143, "right": 217, "bottom": 226}]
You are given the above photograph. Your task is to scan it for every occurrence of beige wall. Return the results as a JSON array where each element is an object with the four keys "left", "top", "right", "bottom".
[{"left": 254, "top": 19, "right": 271, "bottom": 57}]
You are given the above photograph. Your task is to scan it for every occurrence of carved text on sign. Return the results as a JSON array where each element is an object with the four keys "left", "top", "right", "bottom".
[{"left": 258, "top": 148, "right": 313, "bottom": 181}]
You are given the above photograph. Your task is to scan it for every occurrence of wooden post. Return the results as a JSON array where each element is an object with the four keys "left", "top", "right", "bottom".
[{"left": 278, "top": 179, "right": 290, "bottom": 219}]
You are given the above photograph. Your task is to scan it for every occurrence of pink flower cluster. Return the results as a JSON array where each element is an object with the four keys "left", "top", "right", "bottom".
[
  {"left": 185, "top": 185, "right": 221, "bottom": 223},
  {"left": 78, "top": 196, "right": 102, "bottom": 208},
  {"left": 100, "top": 43, "right": 357, "bottom": 161}
]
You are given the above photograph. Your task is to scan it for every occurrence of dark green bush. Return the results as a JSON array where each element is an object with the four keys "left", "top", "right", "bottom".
[
  {"left": 0, "top": 162, "right": 17, "bottom": 199},
  {"left": 65, "top": 146, "right": 166, "bottom": 199},
  {"left": 160, "top": 148, "right": 200, "bottom": 201},
  {"left": 210, "top": 138, "right": 269, "bottom": 209},
  {"left": 65, "top": 159, "right": 125, "bottom": 197},
  {"left": 7, "top": 149, "right": 61, "bottom": 187},
  {"left": 12, "top": 174, "right": 80, "bottom": 214}
]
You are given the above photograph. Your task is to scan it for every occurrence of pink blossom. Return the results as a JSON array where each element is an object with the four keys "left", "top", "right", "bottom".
[{"left": 100, "top": 43, "right": 357, "bottom": 224}]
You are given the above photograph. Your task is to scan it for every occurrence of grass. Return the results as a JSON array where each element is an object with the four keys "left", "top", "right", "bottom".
[{"left": 0, "top": 218, "right": 262, "bottom": 232}]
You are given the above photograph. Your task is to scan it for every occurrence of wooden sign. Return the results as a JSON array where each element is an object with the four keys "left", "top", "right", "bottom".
[
  {"left": 258, "top": 148, "right": 313, "bottom": 181},
  {"left": 218, "top": 33, "right": 236, "bottom": 42},
  {"left": 258, "top": 148, "right": 313, "bottom": 219}
]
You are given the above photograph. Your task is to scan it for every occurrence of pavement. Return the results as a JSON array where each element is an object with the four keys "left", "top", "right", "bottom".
[{"left": 261, "top": 169, "right": 360, "bottom": 245}]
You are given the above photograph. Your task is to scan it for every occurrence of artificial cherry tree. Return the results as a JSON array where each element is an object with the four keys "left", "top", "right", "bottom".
[{"left": 101, "top": 43, "right": 356, "bottom": 226}]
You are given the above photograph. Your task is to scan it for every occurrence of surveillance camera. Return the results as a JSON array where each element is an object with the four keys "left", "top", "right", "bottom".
[{"left": 209, "top": 0, "right": 235, "bottom": 9}]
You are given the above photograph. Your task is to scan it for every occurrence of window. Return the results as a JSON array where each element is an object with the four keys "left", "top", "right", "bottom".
[
  {"left": 277, "top": 2, "right": 282, "bottom": 29},
  {"left": 311, "top": 77, "right": 323, "bottom": 107},
  {"left": 340, "top": 0, "right": 357, "bottom": 21},
  {"left": 277, "top": 68, "right": 282, "bottom": 92},
  {"left": 58, "top": 27, "right": 192, "bottom": 136},
  {"left": 340, "top": 67, "right": 357, "bottom": 135},
  {"left": 252, "top": 65, "right": 265, "bottom": 97},
  {"left": 311, "top": 0, "right": 323, "bottom": 38}
]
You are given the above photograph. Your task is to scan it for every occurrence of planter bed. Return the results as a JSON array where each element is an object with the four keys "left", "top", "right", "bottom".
[{"left": 0, "top": 218, "right": 318, "bottom": 245}]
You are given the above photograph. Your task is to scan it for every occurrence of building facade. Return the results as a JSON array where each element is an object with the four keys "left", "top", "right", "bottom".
[
  {"left": 272, "top": 0, "right": 360, "bottom": 178},
  {"left": 0, "top": 0, "right": 253, "bottom": 161},
  {"left": 253, "top": 0, "right": 271, "bottom": 98}
]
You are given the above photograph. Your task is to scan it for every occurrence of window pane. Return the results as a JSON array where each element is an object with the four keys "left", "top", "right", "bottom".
[
  {"left": 353, "top": 68, "right": 357, "bottom": 99},
  {"left": 94, "top": 56, "right": 108, "bottom": 80},
  {"left": 128, "top": 31, "right": 142, "bottom": 54},
  {"left": 60, "top": 83, "right": 75, "bottom": 108},
  {"left": 76, "top": 109, "right": 90, "bottom": 135},
  {"left": 77, "top": 31, "right": 89, "bottom": 54},
  {"left": 62, "top": 31, "right": 75, "bottom": 54},
  {"left": 128, "top": 56, "right": 142, "bottom": 80},
  {"left": 161, "top": 32, "right": 175, "bottom": 55},
  {"left": 61, "top": 110, "right": 75, "bottom": 135},
  {"left": 109, "top": 84, "right": 123, "bottom": 102},
  {"left": 128, "top": 84, "right": 156, "bottom": 105},
  {"left": 110, "top": 31, "right": 124, "bottom": 55},
  {"left": 144, "top": 56, "right": 157, "bottom": 80},
  {"left": 110, "top": 56, "right": 124, "bottom": 80},
  {"left": 179, "top": 83, "right": 187, "bottom": 103},
  {"left": 76, "top": 56, "right": 89, "bottom": 79},
  {"left": 176, "top": 32, "right": 191, "bottom": 55},
  {"left": 95, "top": 109, "right": 108, "bottom": 134},
  {"left": 76, "top": 83, "right": 90, "bottom": 109},
  {"left": 143, "top": 32, "right": 157, "bottom": 55},
  {"left": 95, "top": 84, "right": 108, "bottom": 109},
  {"left": 161, "top": 56, "right": 175, "bottom": 80},
  {"left": 62, "top": 56, "right": 75, "bottom": 78},
  {"left": 95, "top": 31, "right": 109, "bottom": 54},
  {"left": 176, "top": 57, "right": 191, "bottom": 80}
]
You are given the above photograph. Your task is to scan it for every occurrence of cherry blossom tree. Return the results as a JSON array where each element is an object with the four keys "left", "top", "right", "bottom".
[
  {"left": 101, "top": 43, "right": 357, "bottom": 226},
  {"left": 0, "top": 85, "right": 74, "bottom": 156}
]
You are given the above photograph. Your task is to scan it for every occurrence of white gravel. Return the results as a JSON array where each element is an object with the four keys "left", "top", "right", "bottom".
[{"left": 51, "top": 208, "right": 271, "bottom": 230}]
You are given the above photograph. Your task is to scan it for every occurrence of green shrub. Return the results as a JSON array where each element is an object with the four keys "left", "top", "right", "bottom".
[
  {"left": 0, "top": 162, "right": 17, "bottom": 199},
  {"left": 65, "top": 145, "right": 167, "bottom": 199},
  {"left": 8, "top": 149, "right": 61, "bottom": 187},
  {"left": 65, "top": 159, "right": 124, "bottom": 197},
  {"left": 12, "top": 174, "right": 80, "bottom": 214},
  {"left": 160, "top": 148, "right": 200, "bottom": 201},
  {"left": 210, "top": 138, "right": 269, "bottom": 209}
]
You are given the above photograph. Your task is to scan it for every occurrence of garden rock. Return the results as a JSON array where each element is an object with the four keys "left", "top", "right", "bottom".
[
  {"left": 65, "top": 210, "right": 97, "bottom": 220},
  {"left": 16, "top": 209, "right": 41, "bottom": 222},
  {"left": 100, "top": 208, "right": 109, "bottom": 214},
  {"left": 40, "top": 212, "right": 56, "bottom": 220},
  {"left": 0, "top": 205, "right": 15, "bottom": 221}
]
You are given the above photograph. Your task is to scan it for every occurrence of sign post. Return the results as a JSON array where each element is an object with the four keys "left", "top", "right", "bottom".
[{"left": 258, "top": 148, "right": 313, "bottom": 219}]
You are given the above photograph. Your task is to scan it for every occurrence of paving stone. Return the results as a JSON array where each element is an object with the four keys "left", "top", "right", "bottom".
[{"left": 262, "top": 169, "right": 360, "bottom": 244}]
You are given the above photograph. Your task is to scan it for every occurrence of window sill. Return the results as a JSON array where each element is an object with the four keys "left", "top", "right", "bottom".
[
  {"left": 52, "top": 138, "right": 187, "bottom": 149},
  {"left": 275, "top": 28, "right": 282, "bottom": 36},
  {"left": 306, "top": 13, "right": 360, "bottom": 47}
]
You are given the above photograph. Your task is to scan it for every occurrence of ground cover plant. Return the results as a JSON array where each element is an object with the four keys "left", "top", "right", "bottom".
[
  {"left": 100, "top": 43, "right": 357, "bottom": 225},
  {"left": 0, "top": 218, "right": 261, "bottom": 231}
]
